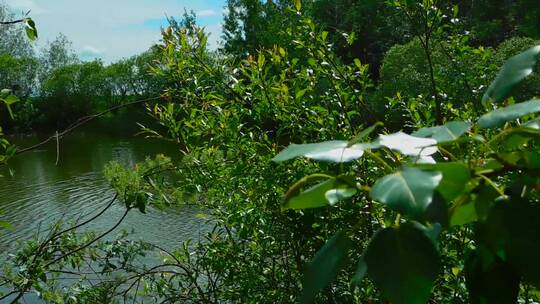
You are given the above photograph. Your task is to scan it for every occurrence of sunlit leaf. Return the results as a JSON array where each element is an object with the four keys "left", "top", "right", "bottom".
[
  {"left": 273, "top": 141, "right": 364, "bottom": 163},
  {"left": 3, "top": 94, "right": 19, "bottom": 106},
  {"left": 24, "top": 18, "right": 38, "bottom": 41},
  {"left": 325, "top": 188, "right": 357, "bottom": 206},
  {"left": 412, "top": 121, "right": 471, "bottom": 143},
  {"left": 451, "top": 202, "right": 477, "bottom": 226},
  {"left": 301, "top": 231, "right": 351, "bottom": 303},
  {"left": 364, "top": 224, "right": 440, "bottom": 304},
  {"left": 478, "top": 99, "right": 540, "bottom": 128},
  {"left": 1, "top": 94, "right": 19, "bottom": 119},
  {"left": 523, "top": 117, "right": 540, "bottom": 129},
  {"left": 294, "top": 0, "right": 302, "bottom": 11},
  {"left": 0, "top": 89, "right": 12, "bottom": 98},
  {"left": 284, "top": 177, "right": 357, "bottom": 210},
  {"left": 371, "top": 168, "right": 442, "bottom": 219},
  {"left": 415, "top": 162, "right": 471, "bottom": 203},
  {"left": 482, "top": 45, "right": 540, "bottom": 105},
  {"left": 378, "top": 132, "right": 438, "bottom": 156}
]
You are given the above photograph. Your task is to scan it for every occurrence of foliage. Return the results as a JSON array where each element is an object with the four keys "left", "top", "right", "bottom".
[
  {"left": 0, "top": 4, "right": 38, "bottom": 166},
  {"left": 275, "top": 45, "right": 540, "bottom": 303}
]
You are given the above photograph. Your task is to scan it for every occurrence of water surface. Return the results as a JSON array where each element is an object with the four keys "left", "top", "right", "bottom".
[{"left": 0, "top": 116, "right": 206, "bottom": 254}]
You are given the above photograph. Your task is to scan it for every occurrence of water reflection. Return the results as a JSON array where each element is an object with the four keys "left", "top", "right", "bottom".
[{"left": 0, "top": 118, "right": 205, "bottom": 255}]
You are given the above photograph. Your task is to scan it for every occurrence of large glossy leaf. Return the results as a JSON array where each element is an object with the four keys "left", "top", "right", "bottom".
[
  {"left": 378, "top": 132, "right": 437, "bottom": 156},
  {"left": 450, "top": 201, "right": 477, "bottom": 226},
  {"left": 464, "top": 247, "right": 520, "bottom": 304},
  {"left": 415, "top": 162, "right": 471, "bottom": 203},
  {"left": 283, "top": 177, "right": 357, "bottom": 210},
  {"left": 370, "top": 168, "right": 442, "bottom": 219},
  {"left": 478, "top": 99, "right": 540, "bottom": 128},
  {"left": 272, "top": 140, "right": 364, "bottom": 163},
  {"left": 364, "top": 224, "right": 440, "bottom": 304},
  {"left": 479, "top": 201, "right": 540, "bottom": 287},
  {"left": 412, "top": 121, "right": 471, "bottom": 143},
  {"left": 482, "top": 45, "right": 540, "bottom": 105},
  {"left": 301, "top": 231, "right": 351, "bottom": 303},
  {"left": 523, "top": 117, "right": 540, "bottom": 129}
]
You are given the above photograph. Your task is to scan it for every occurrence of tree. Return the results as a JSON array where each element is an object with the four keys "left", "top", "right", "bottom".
[{"left": 38, "top": 34, "right": 78, "bottom": 87}]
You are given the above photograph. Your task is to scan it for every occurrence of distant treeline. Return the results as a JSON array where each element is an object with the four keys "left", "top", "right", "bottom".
[
  {"left": 0, "top": 5, "right": 164, "bottom": 131},
  {"left": 1, "top": 0, "right": 539, "bottom": 131}
]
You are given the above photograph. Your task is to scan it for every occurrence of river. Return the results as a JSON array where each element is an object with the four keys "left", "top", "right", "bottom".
[{"left": 0, "top": 115, "right": 208, "bottom": 302}]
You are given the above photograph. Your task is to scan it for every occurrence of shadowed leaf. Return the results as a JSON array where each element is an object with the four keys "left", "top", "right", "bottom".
[
  {"left": 478, "top": 99, "right": 540, "bottom": 128},
  {"left": 482, "top": 46, "right": 540, "bottom": 105}
]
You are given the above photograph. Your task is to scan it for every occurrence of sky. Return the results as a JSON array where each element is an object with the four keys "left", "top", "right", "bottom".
[{"left": 5, "top": 0, "right": 227, "bottom": 63}]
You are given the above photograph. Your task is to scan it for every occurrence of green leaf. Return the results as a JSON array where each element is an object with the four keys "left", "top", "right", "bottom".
[
  {"left": 364, "top": 224, "right": 440, "bottom": 304},
  {"left": 464, "top": 247, "right": 520, "bottom": 304},
  {"left": 478, "top": 99, "right": 540, "bottom": 128},
  {"left": 273, "top": 141, "right": 364, "bottom": 163},
  {"left": 370, "top": 168, "right": 442, "bottom": 219},
  {"left": 482, "top": 45, "right": 540, "bottom": 105},
  {"left": 351, "top": 257, "right": 368, "bottom": 287},
  {"left": 294, "top": 0, "right": 302, "bottom": 11},
  {"left": 479, "top": 201, "right": 540, "bottom": 288},
  {"left": 3, "top": 94, "right": 19, "bottom": 105},
  {"left": 499, "top": 151, "right": 540, "bottom": 169},
  {"left": 284, "top": 177, "right": 357, "bottom": 210},
  {"left": 415, "top": 162, "right": 471, "bottom": 203},
  {"left": 472, "top": 184, "right": 499, "bottom": 222},
  {"left": 301, "top": 231, "right": 351, "bottom": 303},
  {"left": 0, "top": 89, "right": 11, "bottom": 98},
  {"left": 24, "top": 18, "right": 38, "bottom": 40},
  {"left": 348, "top": 122, "right": 383, "bottom": 146},
  {"left": 353, "top": 58, "right": 362, "bottom": 69},
  {"left": 1, "top": 94, "right": 18, "bottom": 119},
  {"left": 412, "top": 121, "right": 471, "bottom": 143},
  {"left": 523, "top": 117, "right": 540, "bottom": 129},
  {"left": 378, "top": 132, "right": 438, "bottom": 156},
  {"left": 451, "top": 201, "right": 477, "bottom": 226},
  {"left": 325, "top": 188, "right": 357, "bottom": 206},
  {"left": 295, "top": 88, "right": 308, "bottom": 99},
  {"left": 411, "top": 222, "right": 442, "bottom": 245}
]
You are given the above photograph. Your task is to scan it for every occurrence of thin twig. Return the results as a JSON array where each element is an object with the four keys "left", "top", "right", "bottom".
[
  {"left": 45, "top": 207, "right": 131, "bottom": 267},
  {"left": 14, "top": 96, "right": 162, "bottom": 155},
  {"left": 55, "top": 130, "right": 59, "bottom": 165},
  {"left": 0, "top": 19, "right": 24, "bottom": 25}
]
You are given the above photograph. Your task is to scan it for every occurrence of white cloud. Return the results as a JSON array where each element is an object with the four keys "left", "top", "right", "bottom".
[
  {"left": 82, "top": 46, "right": 104, "bottom": 55},
  {"left": 14, "top": 0, "right": 226, "bottom": 63},
  {"left": 6, "top": 0, "right": 47, "bottom": 15},
  {"left": 196, "top": 9, "right": 217, "bottom": 17},
  {"left": 79, "top": 46, "right": 105, "bottom": 61}
]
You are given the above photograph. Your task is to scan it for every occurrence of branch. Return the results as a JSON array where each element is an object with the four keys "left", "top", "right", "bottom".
[
  {"left": 14, "top": 96, "right": 162, "bottom": 155},
  {"left": 45, "top": 207, "right": 131, "bottom": 267},
  {"left": 0, "top": 19, "right": 25, "bottom": 25}
]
